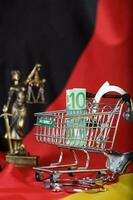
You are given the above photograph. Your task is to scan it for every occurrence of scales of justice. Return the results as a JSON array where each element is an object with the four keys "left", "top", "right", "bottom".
[{"left": 0, "top": 64, "right": 46, "bottom": 166}]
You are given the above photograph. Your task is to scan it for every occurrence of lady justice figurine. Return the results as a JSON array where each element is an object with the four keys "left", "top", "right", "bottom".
[{"left": 1, "top": 64, "right": 46, "bottom": 166}]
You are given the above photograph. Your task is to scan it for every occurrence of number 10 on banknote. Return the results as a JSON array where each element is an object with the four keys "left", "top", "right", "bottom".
[
  {"left": 66, "top": 88, "right": 86, "bottom": 111},
  {"left": 66, "top": 89, "right": 87, "bottom": 147}
]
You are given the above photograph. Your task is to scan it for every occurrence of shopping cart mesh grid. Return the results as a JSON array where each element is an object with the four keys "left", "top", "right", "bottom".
[{"left": 34, "top": 99, "right": 123, "bottom": 152}]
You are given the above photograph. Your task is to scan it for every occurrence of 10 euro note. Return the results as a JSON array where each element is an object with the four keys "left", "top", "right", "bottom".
[{"left": 66, "top": 88, "right": 87, "bottom": 147}]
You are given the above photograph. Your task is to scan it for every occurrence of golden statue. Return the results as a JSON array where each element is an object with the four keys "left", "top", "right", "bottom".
[{"left": 1, "top": 64, "right": 46, "bottom": 166}]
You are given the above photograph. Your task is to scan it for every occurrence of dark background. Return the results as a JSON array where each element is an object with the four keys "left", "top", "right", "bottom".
[{"left": 0, "top": 0, "right": 98, "bottom": 151}]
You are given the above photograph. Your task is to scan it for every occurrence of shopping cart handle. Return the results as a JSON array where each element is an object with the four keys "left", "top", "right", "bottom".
[
  {"left": 87, "top": 92, "right": 133, "bottom": 121},
  {"left": 122, "top": 94, "right": 133, "bottom": 121},
  {"left": 86, "top": 92, "right": 133, "bottom": 104},
  {"left": 123, "top": 111, "right": 133, "bottom": 121},
  {"left": 86, "top": 92, "right": 122, "bottom": 99}
]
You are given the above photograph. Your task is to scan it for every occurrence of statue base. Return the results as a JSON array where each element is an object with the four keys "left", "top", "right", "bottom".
[{"left": 6, "top": 154, "right": 38, "bottom": 166}]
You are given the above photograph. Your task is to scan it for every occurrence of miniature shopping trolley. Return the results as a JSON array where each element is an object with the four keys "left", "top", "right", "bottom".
[{"left": 33, "top": 84, "right": 133, "bottom": 192}]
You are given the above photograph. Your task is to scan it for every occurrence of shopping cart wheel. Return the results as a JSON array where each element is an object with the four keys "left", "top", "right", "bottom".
[
  {"left": 96, "top": 171, "right": 106, "bottom": 179},
  {"left": 35, "top": 171, "right": 43, "bottom": 182},
  {"left": 67, "top": 167, "right": 76, "bottom": 177}
]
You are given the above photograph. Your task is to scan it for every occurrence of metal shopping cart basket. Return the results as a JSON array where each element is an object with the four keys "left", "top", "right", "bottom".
[{"left": 33, "top": 92, "right": 133, "bottom": 192}]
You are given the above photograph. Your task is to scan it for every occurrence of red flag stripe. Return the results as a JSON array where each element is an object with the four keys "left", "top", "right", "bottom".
[{"left": 24, "top": 0, "right": 133, "bottom": 170}]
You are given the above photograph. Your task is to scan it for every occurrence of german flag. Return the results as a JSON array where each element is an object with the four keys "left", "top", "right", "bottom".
[{"left": 0, "top": 0, "right": 132, "bottom": 199}]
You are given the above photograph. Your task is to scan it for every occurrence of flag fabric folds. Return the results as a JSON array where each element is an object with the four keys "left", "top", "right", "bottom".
[{"left": 0, "top": 0, "right": 132, "bottom": 199}]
